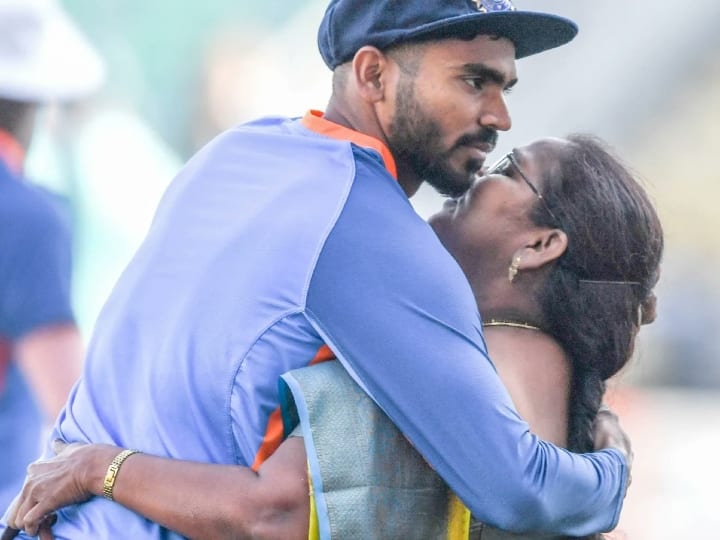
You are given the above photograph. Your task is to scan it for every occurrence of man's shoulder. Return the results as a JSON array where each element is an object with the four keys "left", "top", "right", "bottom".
[
  {"left": 229, "top": 114, "right": 357, "bottom": 152},
  {"left": 188, "top": 115, "right": 381, "bottom": 194},
  {"left": 0, "top": 169, "right": 69, "bottom": 239},
  {"left": 226, "top": 115, "right": 390, "bottom": 163}
]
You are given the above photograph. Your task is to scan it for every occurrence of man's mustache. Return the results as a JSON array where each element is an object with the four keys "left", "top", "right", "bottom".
[{"left": 454, "top": 129, "right": 498, "bottom": 150}]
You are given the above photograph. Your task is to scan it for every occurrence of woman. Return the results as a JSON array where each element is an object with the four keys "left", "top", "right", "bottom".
[{"left": 4, "top": 134, "right": 662, "bottom": 539}]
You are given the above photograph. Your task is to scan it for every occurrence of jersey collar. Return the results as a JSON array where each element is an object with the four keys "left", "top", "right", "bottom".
[
  {"left": 0, "top": 128, "right": 25, "bottom": 175},
  {"left": 301, "top": 110, "right": 397, "bottom": 180}
]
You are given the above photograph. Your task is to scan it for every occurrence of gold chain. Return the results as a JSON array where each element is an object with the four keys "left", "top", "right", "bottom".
[{"left": 482, "top": 319, "right": 540, "bottom": 331}]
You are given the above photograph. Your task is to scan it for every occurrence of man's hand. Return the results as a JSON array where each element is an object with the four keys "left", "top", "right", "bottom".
[
  {"left": 4, "top": 440, "right": 116, "bottom": 537},
  {"left": 593, "top": 405, "right": 633, "bottom": 487}
]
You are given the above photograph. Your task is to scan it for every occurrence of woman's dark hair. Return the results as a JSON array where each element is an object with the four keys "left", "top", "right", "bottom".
[
  {"left": 530, "top": 134, "right": 663, "bottom": 453},
  {"left": 469, "top": 136, "right": 661, "bottom": 540},
  {"left": 529, "top": 135, "right": 662, "bottom": 540}
]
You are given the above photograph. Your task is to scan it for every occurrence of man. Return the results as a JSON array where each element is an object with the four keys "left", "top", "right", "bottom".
[
  {"left": 3, "top": 1, "right": 631, "bottom": 538},
  {"left": 0, "top": 0, "right": 103, "bottom": 511}
]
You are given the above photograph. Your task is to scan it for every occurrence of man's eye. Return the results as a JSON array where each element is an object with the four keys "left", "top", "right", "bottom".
[{"left": 464, "top": 78, "right": 486, "bottom": 90}]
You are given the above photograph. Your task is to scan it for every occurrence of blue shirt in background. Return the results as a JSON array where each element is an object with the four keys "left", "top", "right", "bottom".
[{"left": 0, "top": 159, "right": 74, "bottom": 512}]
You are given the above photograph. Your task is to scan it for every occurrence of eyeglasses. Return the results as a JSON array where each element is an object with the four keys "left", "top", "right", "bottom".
[{"left": 487, "top": 151, "right": 562, "bottom": 226}]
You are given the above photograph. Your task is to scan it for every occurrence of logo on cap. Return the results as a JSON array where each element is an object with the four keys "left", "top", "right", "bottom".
[{"left": 472, "top": 0, "right": 517, "bottom": 12}]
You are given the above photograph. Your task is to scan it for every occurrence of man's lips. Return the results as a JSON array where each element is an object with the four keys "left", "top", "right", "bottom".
[
  {"left": 457, "top": 141, "right": 494, "bottom": 160},
  {"left": 464, "top": 141, "right": 495, "bottom": 154},
  {"left": 455, "top": 127, "right": 498, "bottom": 155}
]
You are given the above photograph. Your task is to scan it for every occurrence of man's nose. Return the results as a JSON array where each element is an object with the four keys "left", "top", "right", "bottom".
[{"left": 479, "top": 93, "right": 512, "bottom": 132}]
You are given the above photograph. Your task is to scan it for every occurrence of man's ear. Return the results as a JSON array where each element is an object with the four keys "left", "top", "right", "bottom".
[
  {"left": 351, "top": 46, "right": 391, "bottom": 103},
  {"left": 515, "top": 228, "right": 568, "bottom": 271}
]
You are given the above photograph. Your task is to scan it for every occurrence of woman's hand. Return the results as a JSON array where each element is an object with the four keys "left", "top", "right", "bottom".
[
  {"left": 593, "top": 405, "right": 633, "bottom": 489},
  {"left": 4, "top": 440, "right": 118, "bottom": 537},
  {"left": 1, "top": 515, "right": 56, "bottom": 540}
]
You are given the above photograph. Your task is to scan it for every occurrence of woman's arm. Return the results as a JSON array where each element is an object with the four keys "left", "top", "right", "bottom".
[{"left": 5, "top": 438, "right": 309, "bottom": 540}]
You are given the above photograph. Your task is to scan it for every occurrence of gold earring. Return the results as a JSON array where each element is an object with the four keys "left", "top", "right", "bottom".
[{"left": 508, "top": 255, "right": 521, "bottom": 283}]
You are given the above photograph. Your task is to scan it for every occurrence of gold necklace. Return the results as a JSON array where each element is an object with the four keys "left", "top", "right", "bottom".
[{"left": 482, "top": 319, "right": 540, "bottom": 331}]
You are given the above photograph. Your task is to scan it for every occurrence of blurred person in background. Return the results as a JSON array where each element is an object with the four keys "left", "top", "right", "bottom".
[
  {"left": 0, "top": 0, "right": 103, "bottom": 512},
  {"left": 1, "top": 1, "right": 634, "bottom": 538}
]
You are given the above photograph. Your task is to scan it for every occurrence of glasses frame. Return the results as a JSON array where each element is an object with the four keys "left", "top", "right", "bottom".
[{"left": 487, "top": 152, "right": 562, "bottom": 226}]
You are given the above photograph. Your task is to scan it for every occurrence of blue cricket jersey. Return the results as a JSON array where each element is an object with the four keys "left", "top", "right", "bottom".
[
  {"left": 0, "top": 152, "right": 75, "bottom": 513},
  {"left": 2, "top": 112, "right": 627, "bottom": 538}
]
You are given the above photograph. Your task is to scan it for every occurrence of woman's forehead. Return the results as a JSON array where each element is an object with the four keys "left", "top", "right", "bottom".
[{"left": 513, "top": 138, "right": 571, "bottom": 174}]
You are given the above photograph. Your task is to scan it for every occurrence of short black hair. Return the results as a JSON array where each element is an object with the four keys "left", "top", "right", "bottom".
[{"left": 0, "top": 97, "right": 35, "bottom": 137}]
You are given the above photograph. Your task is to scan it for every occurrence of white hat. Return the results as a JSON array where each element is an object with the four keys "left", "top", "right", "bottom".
[{"left": 0, "top": 0, "right": 105, "bottom": 102}]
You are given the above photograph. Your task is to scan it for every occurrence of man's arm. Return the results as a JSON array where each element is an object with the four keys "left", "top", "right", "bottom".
[
  {"left": 303, "top": 148, "right": 629, "bottom": 536},
  {"left": 2, "top": 192, "right": 80, "bottom": 421},
  {"left": 14, "top": 323, "right": 82, "bottom": 421}
]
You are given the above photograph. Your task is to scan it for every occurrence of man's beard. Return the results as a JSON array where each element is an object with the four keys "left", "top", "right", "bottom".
[{"left": 387, "top": 75, "right": 497, "bottom": 198}]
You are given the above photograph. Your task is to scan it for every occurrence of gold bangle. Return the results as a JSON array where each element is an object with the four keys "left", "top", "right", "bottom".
[{"left": 102, "top": 449, "right": 140, "bottom": 501}]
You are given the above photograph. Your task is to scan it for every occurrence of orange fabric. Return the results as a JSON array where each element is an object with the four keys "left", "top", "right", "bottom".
[
  {"left": 301, "top": 110, "right": 398, "bottom": 180},
  {"left": 0, "top": 129, "right": 25, "bottom": 175},
  {"left": 251, "top": 407, "right": 285, "bottom": 471},
  {"left": 0, "top": 338, "right": 11, "bottom": 392},
  {"left": 251, "top": 344, "right": 337, "bottom": 471},
  {"left": 309, "top": 344, "right": 336, "bottom": 366}
]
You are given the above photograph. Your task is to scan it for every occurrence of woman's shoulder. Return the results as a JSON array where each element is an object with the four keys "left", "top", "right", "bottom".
[
  {"left": 483, "top": 329, "right": 572, "bottom": 446},
  {"left": 484, "top": 329, "right": 572, "bottom": 389}
]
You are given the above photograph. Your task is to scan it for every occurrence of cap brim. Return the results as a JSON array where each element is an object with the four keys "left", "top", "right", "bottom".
[{"left": 404, "top": 11, "right": 578, "bottom": 59}]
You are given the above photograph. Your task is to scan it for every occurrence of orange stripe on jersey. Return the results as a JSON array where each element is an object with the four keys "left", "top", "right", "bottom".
[
  {"left": 0, "top": 337, "right": 11, "bottom": 392},
  {"left": 0, "top": 128, "right": 26, "bottom": 175},
  {"left": 301, "top": 110, "right": 398, "bottom": 180},
  {"left": 251, "top": 407, "right": 284, "bottom": 472},
  {"left": 309, "top": 344, "right": 335, "bottom": 366},
  {"left": 251, "top": 344, "right": 337, "bottom": 471}
]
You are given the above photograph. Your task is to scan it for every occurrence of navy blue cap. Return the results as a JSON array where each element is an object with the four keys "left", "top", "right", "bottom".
[{"left": 318, "top": 0, "right": 578, "bottom": 69}]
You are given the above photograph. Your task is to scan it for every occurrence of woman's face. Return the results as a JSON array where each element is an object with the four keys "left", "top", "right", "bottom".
[{"left": 428, "top": 138, "right": 569, "bottom": 281}]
